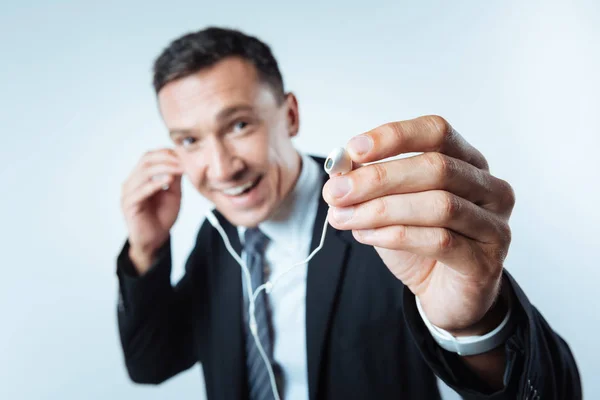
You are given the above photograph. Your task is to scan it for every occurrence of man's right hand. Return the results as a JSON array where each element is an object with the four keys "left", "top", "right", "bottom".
[{"left": 120, "top": 148, "right": 184, "bottom": 274}]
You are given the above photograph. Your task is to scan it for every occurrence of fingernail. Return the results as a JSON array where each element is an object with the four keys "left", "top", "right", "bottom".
[
  {"left": 332, "top": 207, "right": 354, "bottom": 223},
  {"left": 348, "top": 135, "right": 372, "bottom": 156},
  {"left": 329, "top": 176, "right": 351, "bottom": 198}
]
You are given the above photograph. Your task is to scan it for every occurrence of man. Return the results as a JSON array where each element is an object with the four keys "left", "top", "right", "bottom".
[{"left": 117, "top": 27, "right": 581, "bottom": 399}]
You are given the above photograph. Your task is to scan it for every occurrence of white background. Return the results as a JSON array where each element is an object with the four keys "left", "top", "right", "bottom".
[{"left": 1, "top": 0, "right": 598, "bottom": 398}]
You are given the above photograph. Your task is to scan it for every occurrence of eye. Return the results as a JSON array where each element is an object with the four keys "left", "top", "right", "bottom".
[
  {"left": 232, "top": 120, "right": 249, "bottom": 132},
  {"left": 181, "top": 137, "right": 196, "bottom": 148}
]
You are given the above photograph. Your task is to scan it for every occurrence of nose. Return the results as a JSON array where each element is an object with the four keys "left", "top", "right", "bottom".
[{"left": 205, "top": 138, "right": 244, "bottom": 182}]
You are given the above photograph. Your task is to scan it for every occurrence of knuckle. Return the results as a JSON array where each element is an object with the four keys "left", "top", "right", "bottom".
[
  {"left": 477, "top": 152, "right": 490, "bottom": 171},
  {"left": 383, "top": 121, "right": 406, "bottom": 143},
  {"left": 424, "top": 152, "right": 452, "bottom": 181},
  {"left": 498, "top": 178, "right": 516, "bottom": 208},
  {"left": 372, "top": 197, "right": 388, "bottom": 218},
  {"left": 437, "top": 229, "right": 454, "bottom": 252},
  {"left": 140, "top": 157, "right": 152, "bottom": 168},
  {"left": 142, "top": 149, "right": 161, "bottom": 163},
  {"left": 392, "top": 225, "right": 408, "bottom": 244},
  {"left": 370, "top": 163, "right": 389, "bottom": 187},
  {"left": 435, "top": 191, "right": 460, "bottom": 222},
  {"left": 426, "top": 115, "right": 452, "bottom": 139}
]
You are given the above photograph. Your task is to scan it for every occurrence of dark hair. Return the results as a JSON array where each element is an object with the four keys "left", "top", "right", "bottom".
[{"left": 152, "top": 27, "right": 285, "bottom": 102}]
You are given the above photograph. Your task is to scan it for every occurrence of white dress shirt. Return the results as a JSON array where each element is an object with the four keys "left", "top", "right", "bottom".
[{"left": 238, "top": 152, "right": 321, "bottom": 400}]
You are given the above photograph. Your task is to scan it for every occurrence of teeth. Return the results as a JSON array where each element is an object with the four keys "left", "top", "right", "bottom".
[{"left": 222, "top": 180, "right": 255, "bottom": 196}]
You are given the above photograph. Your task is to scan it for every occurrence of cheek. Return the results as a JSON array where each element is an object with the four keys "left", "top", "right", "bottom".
[
  {"left": 230, "top": 134, "right": 271, "bottom": 167},
  {"left": 177, "top": 151, "right": 207, "bottom": 187},
  {"left": 266, "top": 135, "right": 296, "bottom": 172}
]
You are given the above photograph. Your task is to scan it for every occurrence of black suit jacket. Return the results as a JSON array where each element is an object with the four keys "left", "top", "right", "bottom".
[{"left": 116, "top": 156, "right": 581, "bottom": 399}]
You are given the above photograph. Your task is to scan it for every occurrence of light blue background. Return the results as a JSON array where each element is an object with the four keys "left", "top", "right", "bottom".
[{"left": 1, "top": 0, "right": 598, "bottom": 399}]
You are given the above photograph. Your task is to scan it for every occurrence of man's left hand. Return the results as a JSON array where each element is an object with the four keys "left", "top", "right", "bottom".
[{"left": 323, "top": 115, "right": 515, "bottom": 335}]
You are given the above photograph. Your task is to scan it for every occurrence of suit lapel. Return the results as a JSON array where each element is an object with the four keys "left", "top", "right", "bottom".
[
  {"left": 210, "top": 212, "right": 248, "bottom": 399},
  {"left": 306, "top": 172, "right": 351, "bottom": 400},
  {"left": 208, "top": 159, "right": 351, "bottom": 400}
]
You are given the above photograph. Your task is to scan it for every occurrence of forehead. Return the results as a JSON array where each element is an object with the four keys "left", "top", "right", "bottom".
[{"left": 157, "top": 57, "right": 276, "bottom": 128}]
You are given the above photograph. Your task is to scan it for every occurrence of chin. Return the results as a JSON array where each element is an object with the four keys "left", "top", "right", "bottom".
[{"left": 217, "top": 202, "right": 274, "bottom": 228}]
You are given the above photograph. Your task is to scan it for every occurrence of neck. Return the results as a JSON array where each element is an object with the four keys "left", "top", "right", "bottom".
[{"left": 270, "top": 151, "right": 303, "bottom": 222}]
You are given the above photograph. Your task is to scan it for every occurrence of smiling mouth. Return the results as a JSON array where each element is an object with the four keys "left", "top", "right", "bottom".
[{"left": 220, "top": 175, "right": 262, "bottom": 196}]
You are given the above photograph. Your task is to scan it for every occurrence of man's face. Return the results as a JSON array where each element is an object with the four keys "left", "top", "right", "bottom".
[{"left": 158, "top": 57, "right": 301, "bottom": 227}]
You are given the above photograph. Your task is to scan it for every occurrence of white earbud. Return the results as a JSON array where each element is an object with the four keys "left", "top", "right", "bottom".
[{"left": 324, "top": 147, "right": 353, "bottom": 175}]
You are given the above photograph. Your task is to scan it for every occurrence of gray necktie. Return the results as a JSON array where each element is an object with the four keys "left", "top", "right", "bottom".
[{"left": 244, "top": 228, "right": 282, "bottom": 399}]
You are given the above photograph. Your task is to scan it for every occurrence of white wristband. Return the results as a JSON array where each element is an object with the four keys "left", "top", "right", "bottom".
[{"left": 415, "top": 292, "right": 515, "bottom": 356}]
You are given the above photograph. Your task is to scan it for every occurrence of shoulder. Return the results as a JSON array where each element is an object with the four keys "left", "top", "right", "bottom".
[{"left": 308, "top": 153, "right": 327, "bottom": 166}]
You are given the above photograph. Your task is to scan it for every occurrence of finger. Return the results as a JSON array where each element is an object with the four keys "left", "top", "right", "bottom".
[
  {"left": 327, "top": 190, "right": 510, "bottom": 244},
  {"left": 351, "top": 225, "right": 483, "bottom": 276},
  {"left": 153, "top": 172, "right": 183, "bottom": 193},
  {"left": 134, "top": 149, "right": 182, "bottom": 174},
  {"left": 122, "top": 174, "right": 177, "bottom": 212},
  {"left": 323, "top": 152, "right": 514, "bottom": 215},
  {"left": 124, "top": 163, "right": 184, "bottom": 196},
  {"left": 122, "top": 148, "right": 182, "bottom": 193},
  {"left": 159, "top": 173, "right": 182, "bottom": 194},
  {"left": 346, "top": 115, "right": 489, "bottom": 171}
]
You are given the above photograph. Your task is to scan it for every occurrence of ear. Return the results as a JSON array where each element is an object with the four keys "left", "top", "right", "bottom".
[{"left": 284, "top": 92, "right": 300, "bottom": 138}]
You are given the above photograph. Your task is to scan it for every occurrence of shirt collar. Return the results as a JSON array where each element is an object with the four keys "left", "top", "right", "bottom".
[{"left": 239, "top": 152, "right": 322, "bottom": 254}]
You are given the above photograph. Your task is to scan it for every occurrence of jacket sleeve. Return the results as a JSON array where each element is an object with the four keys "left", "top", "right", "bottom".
[
  {"left": 115, "top": 222, "right": 212, "bottom": 384},
  {"left": 402, "top": 270, "right": 582, "bottom": 399}
]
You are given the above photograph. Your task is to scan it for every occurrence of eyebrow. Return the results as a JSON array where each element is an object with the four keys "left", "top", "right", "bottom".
[{"left": 169, "top": 104, "right": 255, "bottom": 137}]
